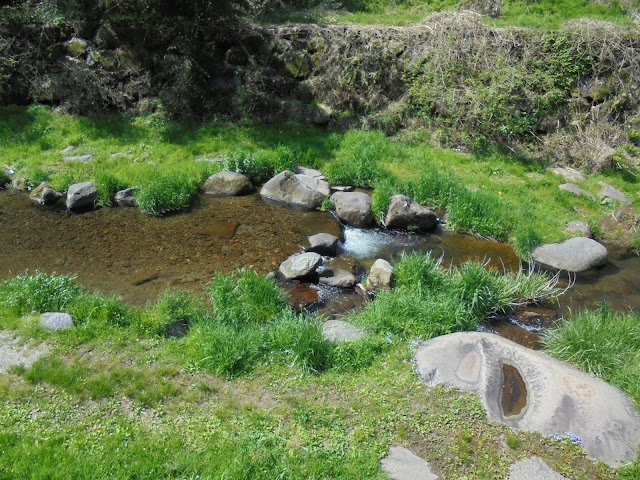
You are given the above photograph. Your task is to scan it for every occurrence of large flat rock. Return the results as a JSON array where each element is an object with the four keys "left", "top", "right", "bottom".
[
  {"left": 414, "top": 332, "right": 640, "bottom": 466},
  {"left": 531, "top": 237, "right": 607, "bottom": 272},
  {"left": 380, "top": 446, "right": 438, "bottom": 480},
  {"left": 508, "top": 457, "right": 568, "bottom": 480}
]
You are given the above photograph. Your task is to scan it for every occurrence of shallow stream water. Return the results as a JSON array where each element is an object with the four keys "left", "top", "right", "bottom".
[{"left": 1, "top": 189, "right": 638, "bottom": 347}]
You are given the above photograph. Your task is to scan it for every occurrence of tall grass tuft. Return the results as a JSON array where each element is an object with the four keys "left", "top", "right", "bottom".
[
  {"left": 135, "top": 169, "right": 201, "bottom": 215},
  {"left": 544, "top": 305, "right": 640, "bottom": 406},
  {"left": 324, "top": 130, "right": 388, "bottom": 187},
  {"left": 222, "top": 146, "right": 296, "bottom": 184},
  {"left": 0, "top": 271, "right": 83, "bottom": 314}
]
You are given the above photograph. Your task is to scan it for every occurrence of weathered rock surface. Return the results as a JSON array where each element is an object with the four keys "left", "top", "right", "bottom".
[
  {"left": 30, "top": 182, "right": 62, "bottom": 205},
  {"left": 548, "top": 166, "right": 586, "bottom": 183},
  {"left": 597, "top": 205, "right": 640, "bottom": 245},
  {"left": 279, "top": 252, "right": 322, "bottom": 280},
  {"left": 508, "top": 457, "right": 568, "bottom": 480},
  {"left": 40, "top": 312, "right": 75, "bottom": 330},
  {"left": 330, "top": 191, "right": 374, "bottom": 227},
  {"left": 385, "top": 194, "right": 438, "bottom": 231},
  {"left": 599, "top": 184, "right": 630, "bottom": 203},
  {"left": 325, "top": 255, "right": 364, "bottom": 275},
  {"left": 307, "top": 233, "right": 339, "bottom": 256},
  {"left": 0, "top": 331, "right": 47, "bottom": 374},
  {"left": 380, "top": 446, "right": 438, "bottom": 480},
  {"left": 115, "top": 187, "right": 138, "bottom": 207},
  {"left": 297, "top": 173, "right": 331, "bottom": 197},
  {"left": 531, "top": 237, "right": 607, "bottom": 272},
  {"left": 286, "top": 283, "right": 320, "bottom": 312},
  {"left": 558, "top": 183, "right": 594, "bottom": 200},
  {"left": 565, "top": 220, "right": 591, "bottom": 238},
  {"left": 66, "top": 181, "right": 98, "bottom": 211},
  {"left": 414, "top": 332, "right": 640, "bottom": 466},
  {"left": 319, "top": 268, "right": 358, "bottom": 288},
  {"left": 260, "top": 170, "right": 324, "bottom": 210},
  {"left": 322, "top": 320, "right": 366, "bottom": 342},
  {"left": 11, "top": 177, "right": 27, "bottom": 190},
  {"left": 64, "top": 37, "right": 89, "bottom": 58},
  {"left": 366, "top": 259, "right": 394, "bottom": 290},
  {"left": 202, "top": 171, "right": 254, "bottom": 196}
]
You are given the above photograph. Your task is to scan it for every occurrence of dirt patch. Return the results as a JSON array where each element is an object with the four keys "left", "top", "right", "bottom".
[{"left": 0, "top": 330, "right": 47, "bottom": 373}]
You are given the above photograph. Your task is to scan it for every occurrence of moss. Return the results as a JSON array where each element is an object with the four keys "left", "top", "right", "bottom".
[{"left": 285, "top": 53, "right": 311, "bottom": 79}]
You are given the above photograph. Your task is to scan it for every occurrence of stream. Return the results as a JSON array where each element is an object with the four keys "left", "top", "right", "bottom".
[{"left": 1, "top": 189, "right": 638, "bottom": 347}]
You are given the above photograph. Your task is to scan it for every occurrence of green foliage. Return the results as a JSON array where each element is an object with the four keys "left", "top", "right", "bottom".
[
  {"left": 135, "top": 168, "right": 201, "bottom": 215},
  {"left": 324, "top": 130, "right": 388, "bottom": 188},
  {"left": 544, "top": 304, "right": 640, "bottom": 406},
  {"left": 93, "top": 170, "right": 125, "bottom": 207},
  {"left": 0, "top": 271, "right": 83, "bottom": 315},
  {"left": 221, "top": 145, "right": 296, "bottom": 183}
]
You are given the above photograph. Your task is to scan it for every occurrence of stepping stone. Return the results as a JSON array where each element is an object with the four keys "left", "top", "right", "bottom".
[
  {"left": 531, "top": 237, "right": 607, "bottom": 272},
  {"left": 548, "top": 166, "right": 586, "bottom": 183},
  {"left": 366, "top": 259, "right": 394, "bottom": 290},
  {"left": 558, "top": 183, "right": 594, "bottom": 200},
  {"left": 565, "top": 220, "right": 591, "bottom": 237},
  {"left": 307, "top": 233, "right": 339, "bottom": 256},
  {"left": 319, "top": 268, "right": 358, "bottom": 288},
  {"left": 279, "top": 252, "right": 322, "bottom": 280},
  {"left": 66, "top": 181, "right": 97, "bottom": 211},
  {"left": 40, "top": 312, "right": 75, "bottom": 330},
  {"left": 599, "top": 184, "right": 630, "bottom": 203},
  {"left": 330, "top": 191, "right": 374, "bottom": 227},
  {"left": 380, "top": 446, "right": 438, "bottom": 480},
  {"left": 202, "top": 171, "right": 254, "bottom": 196},
  {"left": 385, "top": 195, "right": 438, "bottom": 232},
  {"left": 414, "top": 332, "right": 640, "bottom": 466},
  {"left": 261, "top": 170, "right": 325, "bottom": 210},
  {"left": 115, "top": 187, "right": 138, "bottom": 207},
  {"left": 322, "top": 320, "right": 366, "bottom": 342},
  {"left": 508, "top": 457, "right": 568, "bottom": 480}
]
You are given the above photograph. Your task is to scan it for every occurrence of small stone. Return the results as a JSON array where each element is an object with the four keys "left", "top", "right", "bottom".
[
  {"left": 195, "top": 155, "right": 224, "bottom": 164},
  {"left": 11, "top": 177, "right": 27, "bottom": 191},
  {"left": 60, "top": 145, "right": 76, "bottom": 153},
  {"left": 322, "top": 320, "right": 366, "bottom": 342},
  {"left": 385, "top": 194, "right": 438, "bottom": 231},
  {"left": 202, "top": 171, "right": 254, "bottom": 196},
  {"left": 330, "top": 191, "right": 374, "bottom": 227},
  {"left": 599, "top": 184, "right": 630, "bottom": 203},
  {"left": 559, "top": 183, "right": 594, "bottom": 200},
  {"left": 295, "top": 166, "right": 325, "bottom": 180},
  {"left": 307, "top": 233, "right": 339, "bottom": 256},
  {"left": 40, "top": 312, "right": 75, "bottom": 330},
  {"left": 565, "top": 220, "right": 591, "bottom": 237},
  {"left": 29, "top": 182, "right": 62, "bottom": 205},
  {"left": 331, "top": 185, "right": 354, "bottom": 192},
  {"left": 366, "top": 259, "right": 394, "bottom": 290},
  {"left": 62, "top": 154, "right": 95, "bottom": 163},
  {"left": 548, "top": 166, "right": 586, "bottom": 183}
]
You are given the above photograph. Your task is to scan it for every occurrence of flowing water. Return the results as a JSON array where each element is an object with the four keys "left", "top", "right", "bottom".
[{"left": 1, "top": 189, "right": 639, "bottom": 347}]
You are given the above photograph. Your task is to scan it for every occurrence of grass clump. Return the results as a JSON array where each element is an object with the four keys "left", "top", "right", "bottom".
[
  {"left": 0, "top": 271, "right": 83, "bottom": 315},
  {"left": 353, "top": 253, "right": 558, "bottom": 339},
  {"left": 544, "top": 304, "right": 640, "bottom": 406},
  {"left": 222, "top": 145, "right": 297, "bottom": 183},
  {"left": 324, "top": 130, "right": 388, "bottom": 188},
  {"left": 134, "top": 168, "right": 202, "bottom": 215}
]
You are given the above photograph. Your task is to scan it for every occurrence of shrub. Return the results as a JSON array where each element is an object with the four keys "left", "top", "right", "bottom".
[{"left": 0, "top": 271, "right": 83, "bottom": 314}]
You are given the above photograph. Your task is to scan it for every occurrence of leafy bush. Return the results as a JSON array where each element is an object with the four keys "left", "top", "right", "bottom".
[
  {"left": 0, "top": 271, "right": 83, "bottom": 314},
  {"left": 135, "top": 169, "right": 201, "bottom": 215}
]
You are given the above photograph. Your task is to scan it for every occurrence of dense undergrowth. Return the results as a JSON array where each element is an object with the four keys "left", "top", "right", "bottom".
[{"left": 2, "top": 105, "right": 638, "bottom": 257}]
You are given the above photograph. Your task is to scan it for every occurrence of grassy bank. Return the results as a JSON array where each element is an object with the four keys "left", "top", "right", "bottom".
[
  {"left": 0, "top": 260, "right": 628, "bottom": 479},
  {"left": 2, "top": 105, "right": 638, "bottom": 257}
]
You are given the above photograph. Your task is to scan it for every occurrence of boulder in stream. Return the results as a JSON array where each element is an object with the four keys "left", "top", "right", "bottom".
[
  {"left": 318, "top": 268, "right": 358, "bottom": 288},
  {"left": 115, "top": 187, "right": 138, "bottom": 207},
  {"left": 66, "top": 181, "right": 98, "bottom": 211},
  {"left": 202, "top": 171, "right": 254, "bottom": 196},
  {"left": 279, "top": 252, "right": 322, "bottom": 280},
  {"left": 330, "top": 191, "right": 374, "bottom": 227},
  {"left": 385, "top": 194, "right": 438, "bottom": 231},
  {"left": 307, "top": 233, "right": 339, "bottom": 256},
  {"left": 531, "top": 237, "right": 607, "bottom": 272},
  {"left": 260, "top": 170, "right": 324, "bottom": 210},
  {"left": 414, "top": 332, "right": 640, "bottom": 466}
]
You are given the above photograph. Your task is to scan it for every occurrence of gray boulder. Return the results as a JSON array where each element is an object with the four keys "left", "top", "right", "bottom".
[
  {"left": 40, "top": 312, "right": 75, "bottom": 330},
  {"left": 508, "top": 457, "right": 568, "bottom": 480},
  {"left": 279, "top": 252, "right": 322, "bottom": 280},
  {"left": 115, "top": 187, "right": 138, "bottom": 207},
  {"left": 414, "top": 332, "right": 640, "bottom": 466},
  {"left": 295, "top": 166, "right": 325, "bottom": 180},
  {"left": 599, "top": 184, "right": 630, "bottom": 203},
  {"left": 66, "top": 181, "right": 98, "bottom": 211},
  {"left": 322, "top": 320, "right": 367, "bottom": 342},
  {"left": 11, "top": 177, "right": 27, "bottom": 191},
  {"left": 297, "top": 174, "right": 331, "bottom": 197},
  {"left": 548, "top": 166, "right": 586, "bottom": 183},
  {"left": 385, "top": 194, "right": 438, "bottom": 231},
  {"left": 531, "top": 237, "right": 607, "bottom": 272},
  {"left": 380, "top": 446, "right": 438, "bottom": 480},
  {"left": 202, "top": 171, "right": 254, "bottom": 196},
  {"left": 319, "top": 268, "right": 358, "bottom": 288},
  {"left": 260, "top": 170, "right": 325, "bottom": 210},
  {"left": 330, "top": 191, "right": 374, "bottom": 227},
  {"left": 366, "top": 259, "right": 394, "bottom": 290},
  {"left": 565, "top": 220, "right": 591, "bottom": 237},
  {"left": 558, "top": 183, "right": 594, "bottom": 200},
  {"left": 307, "top": 233, "right": 339, "bottom": 256},
  {"left": 30, "top": 183, "right": 62, "bottom": 205}
]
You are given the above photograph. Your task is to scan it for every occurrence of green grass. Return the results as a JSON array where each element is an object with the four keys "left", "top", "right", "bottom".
[{"left": 544, "top": 304, "right": 640, "bottom": 407}]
